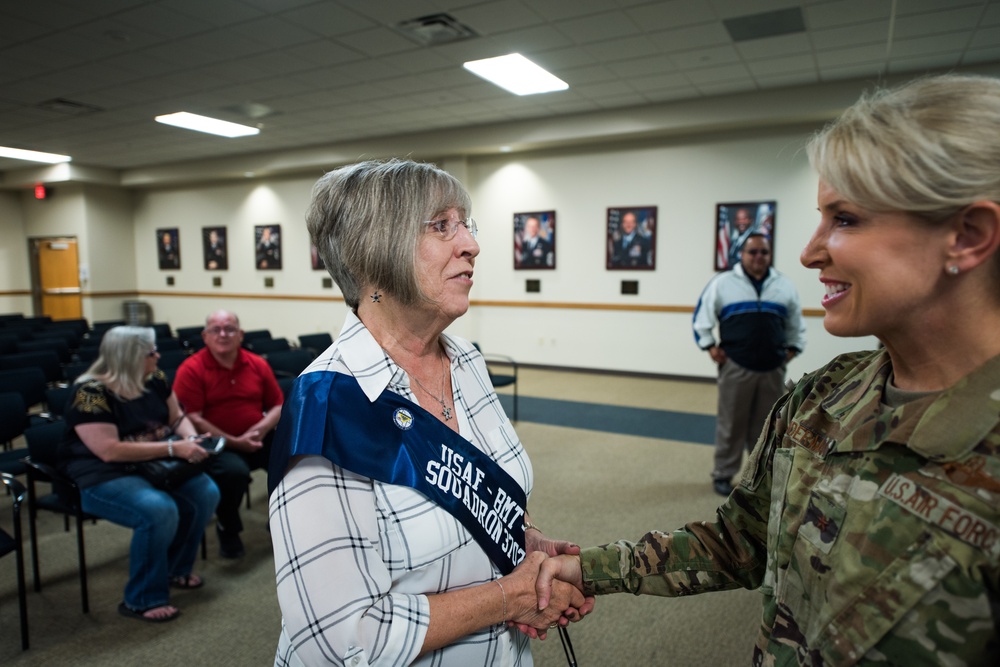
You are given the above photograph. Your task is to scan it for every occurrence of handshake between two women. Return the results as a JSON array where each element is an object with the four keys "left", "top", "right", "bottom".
[{"left": 498, "top": 531, "right": 592, "bottom": 640}]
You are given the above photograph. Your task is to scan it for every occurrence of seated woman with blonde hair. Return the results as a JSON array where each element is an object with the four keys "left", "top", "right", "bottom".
[{"left": 60, "top": 326, "right": 219, "bottom": 622}]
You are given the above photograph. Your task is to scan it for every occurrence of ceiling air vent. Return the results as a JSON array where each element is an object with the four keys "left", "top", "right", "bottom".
[
  {"left": 35, "top": 97, "right": 104, "bottom": 116},
  {"left": 723, "top": 8, "right": 805, "bottom": 42},
  {"left": 396, "top": 13, "right": 477, "bottom": 46},
  {"left": 36, "top": 98, "right": 104, "bottom": 116}
]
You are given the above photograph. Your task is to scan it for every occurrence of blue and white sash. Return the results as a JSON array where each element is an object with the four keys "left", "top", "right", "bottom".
[{"left": 269, "top": 370, "right": 527, "bottom": 574}]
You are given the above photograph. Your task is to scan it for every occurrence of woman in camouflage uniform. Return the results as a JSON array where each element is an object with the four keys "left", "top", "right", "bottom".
[{"left": 537, "top": 74, "right": 1000, "bottom": 665}]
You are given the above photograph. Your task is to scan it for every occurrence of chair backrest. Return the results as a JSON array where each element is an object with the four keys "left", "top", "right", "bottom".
[
  {"left": 298, "top": 333, "right": 333, "bottom": 357},
  {"left": 276, "top": 375, "right": 295, "bottom": 398},
  {"left": 174, "top": 325, "right": 204, "bottom": 344},
  {"left": 155, "top": 337, "right": 182, "bottom": 351},
  {"left": 156, "top": 349, "right": 189, "bottom": 371},
  {"left": 63, "top": 361, "right": 91, "bottom": 384},
  {"left": 0, "top": 391, "right": 27, "bottom": 444},
  {"left": 0, "top": 368, "right": 48, "bottom": 409},
  {"left": 266, "top": 349, "right": 314, "bottom": 378},
  {"left": 151, "top": 323, "right": 173, "bottom": 340},
  {"left": 242, "top": 329, "right": 272, "bottom": 346},
  {"left": 0, "top": 350, "right": 62, "bottom": 383},
  {"left": 24, "top": 422, "right": 66, "bottom": 469},
  {"left": 24, "top": 421, "right": 77, "bottom": 504},
  {"left": 17, "top": 338, "right": 72, "bottom": 364},
  {"left": 0, "top": 333, "right": 17, "bottom": 355},
  {"left": 45, "top": 386, "right": 74, "bottom": 420},
  {"left": 250, "top": 337, "right": 291, "bottom": 354}
]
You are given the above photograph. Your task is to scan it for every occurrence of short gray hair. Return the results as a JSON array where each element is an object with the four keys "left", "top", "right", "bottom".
[
  {"left": 80, "top": 326, "right": 156, "bottom": 399},
  {"left": 807, "top": 74, "right": 1000, "bottom": 223},
  {"left": 306, "top": 158, "right": 472, "bottom": 310}
]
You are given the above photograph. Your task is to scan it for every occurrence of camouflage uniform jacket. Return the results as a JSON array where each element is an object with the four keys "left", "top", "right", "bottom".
[{"left": 581, "top": 349, "right": 1000, "bottom": 666}]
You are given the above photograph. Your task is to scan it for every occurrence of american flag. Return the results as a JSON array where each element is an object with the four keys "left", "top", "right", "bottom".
[{"left": 716, "top": 213, "right": 729, "bottom": 269}]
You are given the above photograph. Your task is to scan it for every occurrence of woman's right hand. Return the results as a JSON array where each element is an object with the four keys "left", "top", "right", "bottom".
[
  {"left": 503, "top": 551, "right": 589, "bottom": 638},
  {"left": 173, "top": 437, "right": 211, "bottom": 464}
]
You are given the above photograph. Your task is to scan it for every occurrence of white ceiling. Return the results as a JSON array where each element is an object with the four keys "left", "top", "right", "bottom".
[{"left": 2, "top": 0, "right": 999, "bottom": 183}]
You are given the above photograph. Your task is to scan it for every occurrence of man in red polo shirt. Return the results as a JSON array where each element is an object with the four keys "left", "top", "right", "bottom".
[{"left": 173, "top": 310, "right": 283, "bottom": 558}]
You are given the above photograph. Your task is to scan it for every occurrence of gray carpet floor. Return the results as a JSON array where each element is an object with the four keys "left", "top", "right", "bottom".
[{"left": 0, "top": 368, "right": 761, "bottom": 666}]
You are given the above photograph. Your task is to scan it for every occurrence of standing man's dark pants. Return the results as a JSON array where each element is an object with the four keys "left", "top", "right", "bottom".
[{"left": 713, "top": 360, "right": 785, "bottom": 484}]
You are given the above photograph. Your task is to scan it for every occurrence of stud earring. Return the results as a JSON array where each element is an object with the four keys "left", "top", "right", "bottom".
[
  {"left": 371, "top": 291, "right": 382, "bottom": 303},
  {"left": 947, "top": 265, "right": 960, "bottom": 276}
]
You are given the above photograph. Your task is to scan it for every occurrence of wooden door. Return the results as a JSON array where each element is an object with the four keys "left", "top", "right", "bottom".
[{"left": 32, "top": 237, "right": 83, "bottom": 320}]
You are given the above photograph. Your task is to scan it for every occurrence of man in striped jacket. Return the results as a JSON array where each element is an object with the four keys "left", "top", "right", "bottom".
[{"left": 693, "top": 233, "right": 806, "bottom": 496}]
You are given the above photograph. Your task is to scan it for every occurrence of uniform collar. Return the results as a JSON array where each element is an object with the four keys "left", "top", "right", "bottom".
[{"left": 822, "top": 349, "right": 1000, "bottom": 461}]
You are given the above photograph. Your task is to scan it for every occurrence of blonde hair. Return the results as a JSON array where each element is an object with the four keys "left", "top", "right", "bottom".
[
  {"left": 808, "top": 74, "right": 1000, "bottom": 223},
  {"left": 79, "top": 326, "right": 155, "bottom": 399},
  {"left": 306, "top": 158, "right": 472, "bottom": 310}
]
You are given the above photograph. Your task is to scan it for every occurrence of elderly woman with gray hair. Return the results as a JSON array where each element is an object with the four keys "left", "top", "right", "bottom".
[
  {"left": 60, "top": 326, "right": 219, "bottom": 623},
  {"left": 268, "top": 159, "right": 590, "bottom": 666}
]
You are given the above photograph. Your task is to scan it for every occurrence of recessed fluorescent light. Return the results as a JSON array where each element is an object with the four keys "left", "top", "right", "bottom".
[
  {"left": 0, "top": 146, "right": 72, "bottom": 163},
  {"left": 154, "top": 112, "right": 260, "bottom": 138},
  {"left": 463, "top": 53, "right": 568, "bottom": 96}
]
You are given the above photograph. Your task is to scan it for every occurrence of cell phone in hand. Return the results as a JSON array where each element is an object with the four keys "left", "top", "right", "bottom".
[{"left": 198, "top": 436, "right": 226, "bottom": 454}]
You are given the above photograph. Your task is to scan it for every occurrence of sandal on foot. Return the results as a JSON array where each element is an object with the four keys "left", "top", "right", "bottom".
[
  {"left": 170, "top": 574, "right": 204, "bottom": 589},
  {"left": 118, "top": 601, "right": 180, "bottom": 623}
]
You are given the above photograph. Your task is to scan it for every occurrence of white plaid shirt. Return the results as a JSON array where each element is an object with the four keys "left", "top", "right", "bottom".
[{"left": 270, "top": 312, "right": 533, "bottom": 667}]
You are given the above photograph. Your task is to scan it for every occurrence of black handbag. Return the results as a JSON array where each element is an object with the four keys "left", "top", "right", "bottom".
[{"left": 134, "top": 436, "right": 225, "bottom": 491}]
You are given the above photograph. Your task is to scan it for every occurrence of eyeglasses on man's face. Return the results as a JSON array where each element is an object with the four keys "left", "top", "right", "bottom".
[
  {"left": 423, "top": 217, "right": 477, "bottom": 241},
  {"left": 744, "top": 248, "right": 771, "bottom": 256},
  {"left": 205, "top": 326, "right": 239, "bottom": 336}
]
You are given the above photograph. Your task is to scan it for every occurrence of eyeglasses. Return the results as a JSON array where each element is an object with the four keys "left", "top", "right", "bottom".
[
  {"left": 147, "top": 347, "right": 159, "bottom": 357},
  {"left": 423, "top": 217, "right": 477, "bottom": 241},
  {"left": 745, "top": 249, "right": 771, "bottom": 256},
  {"left": 205, "top": 326, "right": 239, "bottom": 336}
]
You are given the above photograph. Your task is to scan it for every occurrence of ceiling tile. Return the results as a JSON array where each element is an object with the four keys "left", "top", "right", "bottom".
[
  {"left": 893, "top": 6, "right": 985, "bottom": 39},
  {"left": 558, "top": 10, "right": 644, "bottom": 43},
  {"left": 626, "top": 0, "right": 717, "bottom": 31},
  {"left": 804, "top": 0, "right": 891, "bottom": 30}
]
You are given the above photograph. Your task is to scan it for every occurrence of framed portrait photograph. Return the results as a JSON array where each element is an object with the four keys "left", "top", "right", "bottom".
[
  {"left": 202, "top": 226, "right": 227, "bottom": 270},
  {"left": 606, "top": 206, "right": 656, "bottom": 270},
  {"left": 513, "top": 211, "right": 555, "bottom": 270},
  {"left": 310, "top": 243, "right": 325, "bottom": 271},
  {"left": 715, "top": 201, "right": 776, "bottom": 271},
  {"left": 255, "top": 224, "right": 281, "bottom": 270},
  {"left": 156, "top": 227, "right": 180, "bottom": 270}
]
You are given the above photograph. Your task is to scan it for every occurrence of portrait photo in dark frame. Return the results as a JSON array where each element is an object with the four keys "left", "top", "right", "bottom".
[
  {"left": 255, "top": 224, "right": 281, "bottom": 270},
  {"left": 156, "top": 227, "right": 180, "bottom": 270},
  {"left": 715, "top": 201, "right": 775, "bottom": 271},
  {"left": 202, "top": 226, "right": 228, "bottom": 270},
  {"left": 514, "top": 211, "right": 555, "bottom": 270},
  {"left": 607, "top": 206, "right": 656, "bottom": 270}
]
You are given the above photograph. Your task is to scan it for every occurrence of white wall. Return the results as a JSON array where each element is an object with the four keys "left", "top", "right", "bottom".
[
  {"left": 0, "top": 122, "right": 880, "bottom": 380},
  {"left": 124, "top": 127, "right": 877, "bottom": 379},
  {"left": 0, "top": 190, "right": 31, "bottom": 315},
  {"left": 465, "top": 130, "right": 876, "bottom": 379}
]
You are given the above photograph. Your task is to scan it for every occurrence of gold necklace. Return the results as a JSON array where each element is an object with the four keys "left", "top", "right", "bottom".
[{"left": 409, "top": 354, "right": 452, "bottom": 420}]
